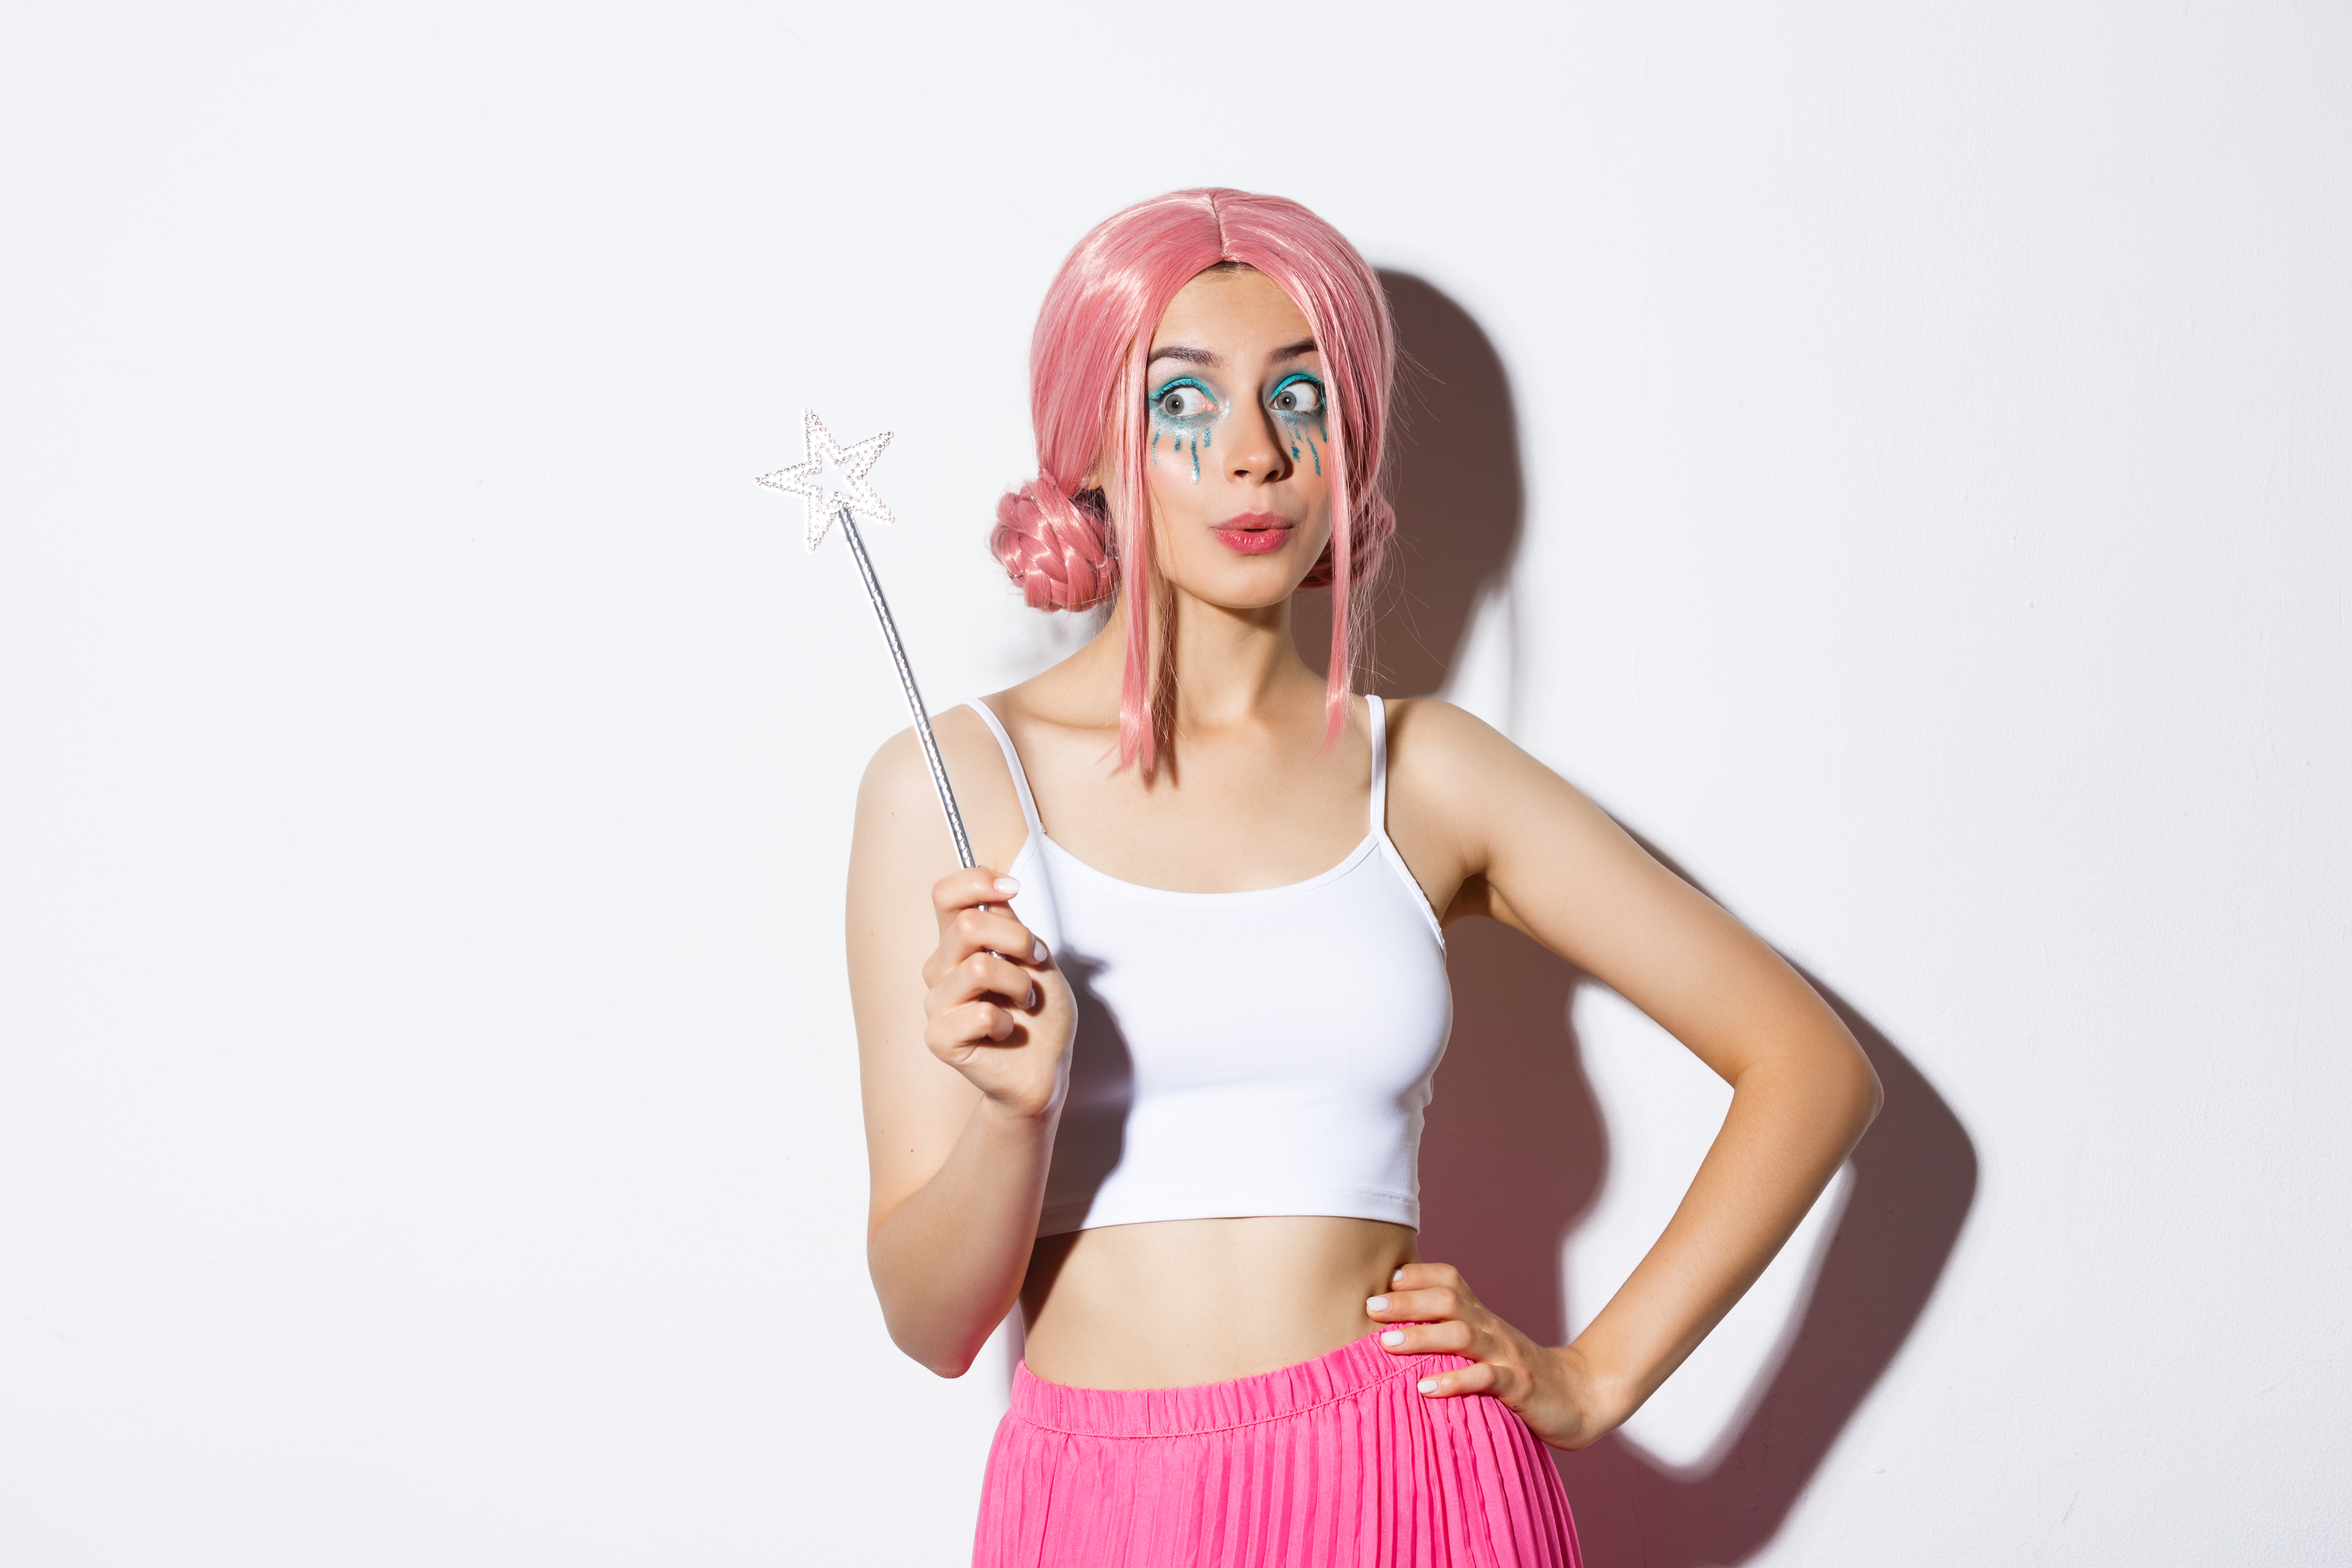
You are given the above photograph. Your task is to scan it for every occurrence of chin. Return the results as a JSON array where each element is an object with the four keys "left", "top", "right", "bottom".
[
  {"left": 1201, "top": 568, "right": 1312, "bottom": 612},
  {"left": 1161, "top": 533, "right": 1330, "bottom": 612}
]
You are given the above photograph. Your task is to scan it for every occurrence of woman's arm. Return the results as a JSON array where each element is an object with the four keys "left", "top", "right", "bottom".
[
  {"left": 1375, "top": 701, "right": 1882, "bottom": 1448},
  {"left": 847, "top": 727, "right": 1076, "bottom": 1377}
]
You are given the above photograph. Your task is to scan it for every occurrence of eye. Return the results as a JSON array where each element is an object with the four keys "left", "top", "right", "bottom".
[
  {"left": 1270, "top": 376, "right": 1325, "bottom": 415},
  {"left": 1153, "top": 381, "right": 1216, "bottom": 420}
]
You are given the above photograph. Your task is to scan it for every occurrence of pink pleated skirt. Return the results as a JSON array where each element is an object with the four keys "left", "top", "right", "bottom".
[{"left": 974, "top": 1331, "right": 1581, "bottom": 1567}]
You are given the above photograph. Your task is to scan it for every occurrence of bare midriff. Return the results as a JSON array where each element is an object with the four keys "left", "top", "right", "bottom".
[{"left": 1018, "top": 1216, "right": 1420, "bottom": 1390}]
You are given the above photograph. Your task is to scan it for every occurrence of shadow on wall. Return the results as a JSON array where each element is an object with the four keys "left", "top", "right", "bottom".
[{"left": 1332, "top": 272, "right": 1981, "bottom": 1565}]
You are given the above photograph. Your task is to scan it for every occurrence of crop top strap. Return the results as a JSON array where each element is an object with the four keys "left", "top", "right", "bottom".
[
  {"left": 1366, "top": 693, "right": 1389, "bottom": 837},
  {"left": 964, "top": 701, "right": 1045, "bottom": 842}
]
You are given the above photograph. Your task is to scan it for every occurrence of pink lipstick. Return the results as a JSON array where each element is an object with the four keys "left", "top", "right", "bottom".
[{"left": 1212, "top": 513, "right": 1294, "bottom": 555}]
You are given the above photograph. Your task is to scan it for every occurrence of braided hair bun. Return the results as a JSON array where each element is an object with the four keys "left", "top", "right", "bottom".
[{"left": 990, "top": 477, "right": 1116, "bottom": 612}]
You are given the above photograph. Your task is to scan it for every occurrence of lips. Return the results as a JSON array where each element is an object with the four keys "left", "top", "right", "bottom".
[{"left": 1212, "top": 513, "right": 1295, "bottom": 555}]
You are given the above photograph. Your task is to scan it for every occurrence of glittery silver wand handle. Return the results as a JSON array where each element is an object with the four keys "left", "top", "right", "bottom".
[
  {"left": 833, "top": 505, "right": 974, "bottom": 869},
  {"left": 758, "top": 409, "right": 973, "bottom": 870}
]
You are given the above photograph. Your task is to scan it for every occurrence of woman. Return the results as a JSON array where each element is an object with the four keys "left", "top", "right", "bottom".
[{"left": 846, "top": 189, "right": 1880, "bottom": 1567}]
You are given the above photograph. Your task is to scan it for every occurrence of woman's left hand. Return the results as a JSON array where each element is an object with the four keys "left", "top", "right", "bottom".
[{"left": 1367, "top": 1262, "right": 1619, "bottom": 1451}]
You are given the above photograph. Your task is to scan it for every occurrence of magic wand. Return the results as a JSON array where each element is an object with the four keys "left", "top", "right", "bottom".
[{"left": 757, "top": 409, "right": 974, "bottom": 869}]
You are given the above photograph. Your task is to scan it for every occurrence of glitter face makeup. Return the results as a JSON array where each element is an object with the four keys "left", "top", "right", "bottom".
[
  {"left": 1269, "top": 371, "right": 1328, "bottom": 477},
  {"left": 1143, "top": 368, "right": 1330, "bottom": 487},
  {"left": 1148, "top": 374, "right": 1221, "bottom": 483}
]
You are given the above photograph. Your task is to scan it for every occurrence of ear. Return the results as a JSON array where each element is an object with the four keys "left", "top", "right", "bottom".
[{"left": 1082, "top": 425, "right": 1118, "bottom": 494}]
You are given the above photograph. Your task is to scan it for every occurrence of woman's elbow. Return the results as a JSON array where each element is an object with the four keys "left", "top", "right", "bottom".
[
  {"left": 912, "top": 1342, "right": 978, "bottom": 1380},
  {"left": 1783, "top": 1025, "right": 1881, "bottom": 1145},
  {"left": 1840, "top": 1039, "right": 1884, "bottom": 1138},
  {"left": 868, "top": 1230, "right": 996, "bottom": 1378},
  {"left": 889, "top": 1319, "right": 982, "bottom": 1380},
  {"left": 873, "top": 1286, "right": 987, "bottom": 1379}
]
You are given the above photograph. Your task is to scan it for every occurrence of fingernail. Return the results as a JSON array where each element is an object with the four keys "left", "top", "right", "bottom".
[
  {"left": 1366, "top": 1296, "right": 1389, "bottom": 1314},
  {"left": 994, "top": 876, "right": 1021, "bottom": 897},
  {"left": 1380, "top": 1330, "right": 1405, "bottom": 1347},
  {"left": 1417, "top": 1378, "right": 1439, "bottom": 1396},
  {"left": 1027, "top": 983, "right": 1040, "bottom": 1010},
  {"left": 1392, "top": 1269, "right": 1406, "bottom": 1285},
  {"left": 1031, "top": 938, "right": 1049, "bottom": 963}
]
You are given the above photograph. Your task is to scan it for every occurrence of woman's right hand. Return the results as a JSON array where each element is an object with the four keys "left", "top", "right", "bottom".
[{"left": 921, "top": 869, "right": 1075, "bottom": 1119}]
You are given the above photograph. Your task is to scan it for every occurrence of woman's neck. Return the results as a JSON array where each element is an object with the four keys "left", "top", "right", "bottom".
[{"left": 1074, "top": 583, "right": 1324, "bottom": 736}]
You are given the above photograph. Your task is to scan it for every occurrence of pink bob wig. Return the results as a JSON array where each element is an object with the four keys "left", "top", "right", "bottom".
[{"left": 989, "top": 189, "right": 1397, "bottom": 773}]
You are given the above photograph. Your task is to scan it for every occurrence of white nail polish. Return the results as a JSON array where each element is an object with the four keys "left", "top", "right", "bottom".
[
  {"left": 1381, "top": 1330, "right": 1405, "bottom": 1347},
  {"left": 1031, "top": 938, "right": 1049, "bottom": 963},
  {"left": 1392, "top": 1269, "right": 1406, "bottom": 1285},
  {"left": 1366, "top": 1296, "right": 1388, "bottom": 1314},
  {"left": 1417, "top": 1378, "right": 1438, "bottom": 1396},
  {"left": 994, "top": 876, "right": 1021, "bottom": 897}
]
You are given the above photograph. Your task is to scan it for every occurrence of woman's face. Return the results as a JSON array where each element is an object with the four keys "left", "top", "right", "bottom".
[{"left": 1136, "top": 265, "right": 1335, "bottom": 611}]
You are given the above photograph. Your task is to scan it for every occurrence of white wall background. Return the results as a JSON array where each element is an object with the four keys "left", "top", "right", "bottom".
[{"left": 4, "top": 3, "right": 2346, "bottom": 1563}]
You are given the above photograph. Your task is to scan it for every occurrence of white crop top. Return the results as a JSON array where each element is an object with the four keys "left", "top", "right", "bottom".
[{"left": 966, "top": 696, "right": 1454, "bottom": 1237}]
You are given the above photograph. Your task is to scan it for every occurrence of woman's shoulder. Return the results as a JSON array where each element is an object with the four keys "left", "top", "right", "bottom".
[
  {"left": 1379, "top": 696, "right": 1523, "bottom": 780},
  {"left": 854, "top": 700, "right": 1034, "bottom": 875},
  {"left": 856, "top": 702, "right": 997, "bottom": 791},
  {"left": 1380, "top": 696, "right": 1592, "bottom": 849}
]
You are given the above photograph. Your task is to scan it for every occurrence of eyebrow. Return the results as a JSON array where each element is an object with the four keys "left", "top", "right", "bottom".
[{"left": 1144, "top": 338, "right": 1321, "bottom": 370}]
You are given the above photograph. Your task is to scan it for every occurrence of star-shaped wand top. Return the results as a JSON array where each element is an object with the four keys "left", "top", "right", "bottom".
[{"left": 756, "top": 409, "right": 894, "bottom": 551}]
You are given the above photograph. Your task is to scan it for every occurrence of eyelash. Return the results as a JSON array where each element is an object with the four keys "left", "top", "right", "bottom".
[
  {"left": 1269, "top": 374, "right": 1325, "bottom": 417},
  {"left": 1150, "top": 377, "right": 1218, "bottom": 423},
  {"left": 1150, "top": 374, "right": 1326, "bottom": 423}
]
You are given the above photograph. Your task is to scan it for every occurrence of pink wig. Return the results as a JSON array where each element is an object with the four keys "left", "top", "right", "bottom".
[{"left": 989, "top": 189, "right": 1397, "bottom": 772}]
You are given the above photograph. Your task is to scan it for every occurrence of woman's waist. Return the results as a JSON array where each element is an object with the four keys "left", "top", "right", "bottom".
[
  {"left": 1018, "top": 1215, "right": 1416, "bottom": 1392},
  {"left": 1009, "top": 1326, "right": 1470, "bottom": 1437}
]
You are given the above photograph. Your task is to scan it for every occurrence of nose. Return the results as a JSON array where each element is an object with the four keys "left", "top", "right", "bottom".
[{"left": 1226, "top": 400, "right": 1292, "bottom": 485}]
